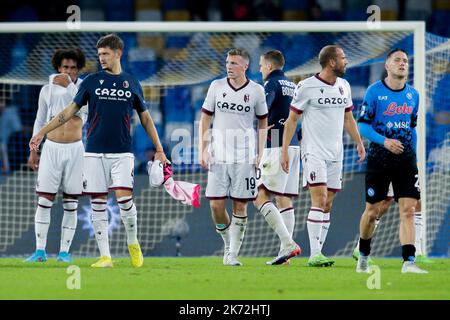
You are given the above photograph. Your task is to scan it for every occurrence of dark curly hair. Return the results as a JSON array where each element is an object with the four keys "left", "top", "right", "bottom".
[{"left": 51, "top": 48, "right": 86, "bottom": 72}]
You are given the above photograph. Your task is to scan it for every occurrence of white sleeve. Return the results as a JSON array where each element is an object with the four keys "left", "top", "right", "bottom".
[
  {"left": 65, "top": 82, "right": 78, "bottom": 100},
  {"left": 201, "top": 81, "right": 217, "bottom": 115},
  {"left": 68, "top": 81, "right": 88, "bottom": 123},
  {"left": 290, "top": 81, "right": 308, "bottom": 113},
  {"left": 33, "top": 86, "right": 49, "bottom": 136},
  {"left": 255, "top": 84, "right": 268, "bottom": 119},
  {"left": 76, "top": 104, "right": 89, "bottom": 124}
]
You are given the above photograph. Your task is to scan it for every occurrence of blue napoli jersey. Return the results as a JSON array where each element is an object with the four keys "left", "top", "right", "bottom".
[
  {"left": 73, "top": 71, "right": 147, "bottom": 153},
  {"left": 264, "top": 70, "right": 300, "bottom": 148},
  {"left": 358, "top": 80, "right": 419, "bottom": 154}
]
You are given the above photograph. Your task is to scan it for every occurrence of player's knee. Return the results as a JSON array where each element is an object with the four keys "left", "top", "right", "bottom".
[
  {"left": 39, "top": 194, "right": 55, "bottom": 202},
  {"left": 324, "top": 202, "right": 333, "bottom": 213},
  {"left": 91, "top": 199, "right": 107, "bottom": 219},
  {"left": 38, "top": 197, "right": 54, "bottom": 208},
  {"left": 275, "top": 196, "right": 292, "bottom": 209},
  {"left": 312, "top": 195, "right": 327, "bottom": 210},
  {"left": 117, "top": 196, "right": 136, "bottom": 217},
  {"left": 63, "top": 199, "right": 78, "bottom": 213},
  {"left": 364, "top": 204, "right": 379, "bottom": 221},
  {"left": 233, "top": 200, "right": 247, "bottom": 214},
  {"left": 254, "top": 191, "right": 270, "bottom": 208},
  {"left": 400, "top": 205, "right": 415, "bottom": 220},
  {"left": 378, "top": 198, "right": 393, "bottom": 217},
  {"left": 210, "top": 200, "right": 225, "bottom": 214},
  {"left": 36, "top": 197, "right": 53, "bottom": 222}
]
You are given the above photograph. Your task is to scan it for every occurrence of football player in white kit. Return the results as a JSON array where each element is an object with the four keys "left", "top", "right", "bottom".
[
  {"left": 281, "top": 45, "right": 366, "bottom": 267},
  {"left": 30, "top": 34, "right": 169, "bottom": 268},
  {"left": 199, "top": 48, "right": 268, "bottom": 266},
  {"left": 25, "top": 48, "right": 87, "bottom": 263},
  {"left": 255, "top": 50, "right": 301, "bottom": 265}
]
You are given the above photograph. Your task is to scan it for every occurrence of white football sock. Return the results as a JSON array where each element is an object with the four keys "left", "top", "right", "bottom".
[
  {"left": 118, "top": 196, "right": 138, "bottom": 245},
  {"left": 319, "top": 212, "right": 330, "bottom": 251},
  {"left": 60, "top": 199, "right": 78, "bottom": 253},
  {"left": 307, "top": 207, "right": 323, "bottom": 257},
  {"left": 414, "top": 212, "right": 423, "bottom": 255},
  {"left": 35, "top": 197, "right": 53, "bottom": 250},
  {"left": 216, "top": 223, "right": 231, "bottom": 254},
  {"left": 259, "top": 201, "right": 293, "bottom": 249},
  {"left": 91, "top": 199, "right": 110, "bottom": 257},
  {"left": 280, "top": 207, "right": 295, "bottom": 237},
  {"left": 229, "top": 214, "right": 247, "bottom": 258}
]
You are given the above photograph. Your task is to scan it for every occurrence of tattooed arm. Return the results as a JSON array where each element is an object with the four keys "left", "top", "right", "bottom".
[{"left": 29, "top": 102, "right": 80, "bottom": 151}]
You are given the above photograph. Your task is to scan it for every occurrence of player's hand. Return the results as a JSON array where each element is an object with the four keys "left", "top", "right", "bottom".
[
  {"left": 53, "top": 74, "right": 71, "bottom": 88},
  {"left": 199, "top": 150, "right": 210, "bottom": 170},
  {"left": 27, "top": 150, "right": 40, "bottom": 171},
  {"left": 267, "top": 124, "right": 275, "bottom": 130},
  {"left": 154, "top": 150, "right": 170, "bottom": 166},
  {"left": 281, "top": 148, "right": 289, "bottom": 173},
  {"left": 29, "top": 133, "right": 44, "bottom": 152},
  {"left": 357, "top": 142, "right": 366, "bottom": 164},
  {"left": 384, "top": 138, "right": 404, "bottom": 155}
]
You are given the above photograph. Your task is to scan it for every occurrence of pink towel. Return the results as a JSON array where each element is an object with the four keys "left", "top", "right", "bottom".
[
  {"left": 148, "top": 160, "right": 200, "bottom": 207},
  {"left": 164, "top": 177, "right": 201, "bottom": 208}
]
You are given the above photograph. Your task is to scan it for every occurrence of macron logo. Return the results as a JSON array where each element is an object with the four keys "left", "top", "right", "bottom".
[{"left": 99, "top": 80, "right": 104, "bottom": 85}]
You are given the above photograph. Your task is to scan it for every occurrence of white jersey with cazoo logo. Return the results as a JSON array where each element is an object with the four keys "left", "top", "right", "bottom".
[
  {"left": 290, "top": 74, "right": 354, "bottom": 161},
  {"left": 202, "top": 77, "right": 268, "bottom": 164}
]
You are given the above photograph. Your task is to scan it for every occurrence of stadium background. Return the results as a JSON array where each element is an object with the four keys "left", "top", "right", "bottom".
[{"left": 0, "top": 0, "right": 448, "bottom": 259}]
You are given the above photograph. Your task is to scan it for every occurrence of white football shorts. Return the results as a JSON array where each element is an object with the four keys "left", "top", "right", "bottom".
[
  {"left": 257, "top": 146, "right": 300, "bottom": 197},
  {"left": 36, "top": 139, "right": 84, "bottom": 196},
  {"left": 83, "top": 152, "right": 135, "bottom": 195},
  {"left": 302, "top": 153, "right": 343, "bottom": 192},
  {"left": 205, "top": 163, "right": 257, "bottom": 201}
]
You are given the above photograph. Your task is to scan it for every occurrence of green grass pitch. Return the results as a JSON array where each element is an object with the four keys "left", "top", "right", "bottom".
[{"left": 0, "top": 257, "right": 448, "bottom": 300}]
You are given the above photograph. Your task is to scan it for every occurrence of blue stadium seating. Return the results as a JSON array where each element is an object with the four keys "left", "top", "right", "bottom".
[
  {"left": 164, "top": 87, "right": 193, "bottom": 122},
  {"left": 281, "top": 0, "right": 308, "bottom": 10},
  {"left": 161, "top": 0, "right": 188, "bottom": 11},
  {"left": 105, "top": 0, "right": 134, "bottom": 21}
]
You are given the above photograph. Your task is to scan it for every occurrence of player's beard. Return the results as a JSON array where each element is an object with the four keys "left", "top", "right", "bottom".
[{"left": 333, "top": 65, "right": 346, "bottom": 77}]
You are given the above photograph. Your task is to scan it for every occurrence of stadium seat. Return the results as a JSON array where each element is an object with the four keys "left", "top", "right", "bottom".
[
  {"left": 165, "top": 35, "right": 190, "bottom": 49},
  {"left": 282, "top": 10, "right": 307, "bottom": 21},
  {"left": 136, "top": 9, "right": 162, "bottom": 21},
  {"left": 128, "top": 47, "right": 157, "bottom": 81},
  {"left": 434, "top": 0, "right": 450, "bottom": 10},
  {"left": 138, "top": 35, "right": 165, "bottom": 57},
  {"left": 105, "top": 0, "right": 134, "bottom": 21},
  {"left": 343, "top": 0, "right": 371, "bottom": 20},
  {"left": 135, "top": 0, "right": 160, "bottom": 10},
  {"left": 405, "top": 0, "right": 432, "bottom": 20},
  {"left": 430, "top": 11, "right": 450, "bottom": 37},
  {"left": 281, "top": 0, "right": 308, "bottom": 10},
  {"left": 164, "top": 88, "right": 192, "bottom": 122},
  {"left": 164, "top": 10, "right": 190, "bottom": 21},
  {"left": 80, "top": 10, "right": 105, "bottom": 21},
  {"left": 161, "top": 0, "right": 188, "bottom": 11},
  {"left": 209, "top": 35, "right": 232, "bottom": 54}
]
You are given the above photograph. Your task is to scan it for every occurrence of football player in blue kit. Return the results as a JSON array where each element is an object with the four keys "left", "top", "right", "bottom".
[
  {"left": 30, "top": 34, "right": 168, "bottom": 268},
  {"left": 356, "top": 48, "right": 427, "bottom": 274}
]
